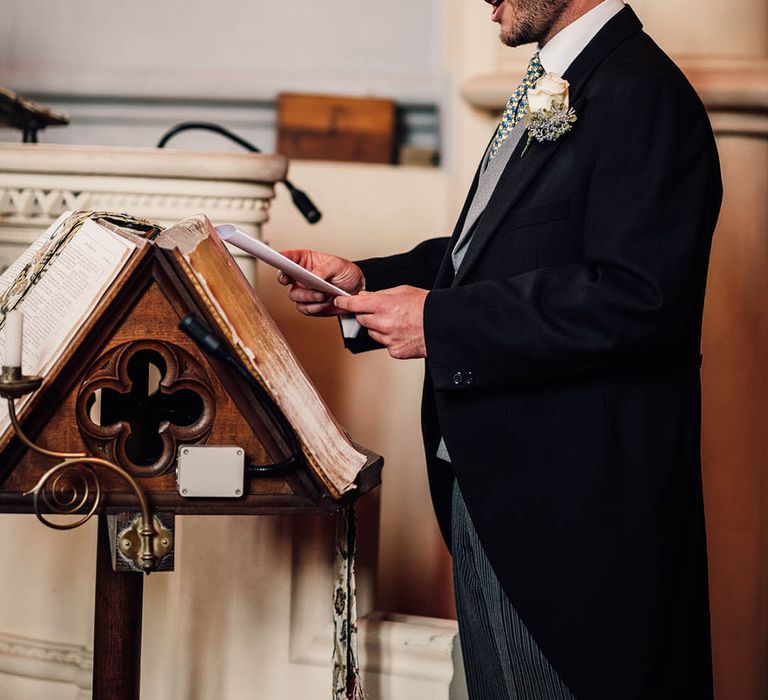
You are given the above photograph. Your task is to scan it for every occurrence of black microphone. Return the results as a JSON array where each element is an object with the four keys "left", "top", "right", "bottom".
[
  {"left": 178, "top": 314, "right": 302, "bottom": 474},
  {"left": 178, "top": 315, "right": 230, "bottom": 362},
  {"left": 157, "top": 121, "right": 322, "bottom": 225},
  {"left": 285, "top": 181, "right": 321, "bottom": 224}
]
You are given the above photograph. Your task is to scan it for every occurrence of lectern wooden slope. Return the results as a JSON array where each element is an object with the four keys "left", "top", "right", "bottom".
[
  {"left": 0, "top": 211, "right": 381, "bottom": 700},
  {"left": 0, "top": 212, "right": 382, "bottom": 516}
]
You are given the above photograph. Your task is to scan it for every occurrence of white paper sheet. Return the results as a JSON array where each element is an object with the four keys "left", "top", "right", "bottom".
[{"left": 215, "top": 224, "right": 350, "bottom": 298}]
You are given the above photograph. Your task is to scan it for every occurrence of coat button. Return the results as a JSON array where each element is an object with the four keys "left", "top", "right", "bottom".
[
  {"left": 453, "top": 372, "right": 464, "bottom": 385},
  {"left": 465, "top": 371, "right": 474, "bottom": 385}
]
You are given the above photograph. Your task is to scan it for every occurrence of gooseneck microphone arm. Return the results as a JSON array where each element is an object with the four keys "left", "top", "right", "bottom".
[{"left": 157, "top": 121, "right": 322, "bottom": 225}]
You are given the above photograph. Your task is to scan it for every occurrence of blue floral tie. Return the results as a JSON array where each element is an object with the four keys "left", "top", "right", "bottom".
[{"left": 488, "top": 52, "right": 545, "bottom": 160}]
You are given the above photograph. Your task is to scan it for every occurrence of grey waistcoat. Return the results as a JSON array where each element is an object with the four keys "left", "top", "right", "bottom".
[{"left": 437, "top": 121, "right": 528, "bottom": 463}]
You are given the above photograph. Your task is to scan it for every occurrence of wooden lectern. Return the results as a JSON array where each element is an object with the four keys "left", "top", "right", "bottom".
[{"left": 0, "top": 211, "right": 382, "bottom": 699}]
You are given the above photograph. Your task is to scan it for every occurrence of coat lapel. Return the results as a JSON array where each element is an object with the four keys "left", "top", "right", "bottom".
[
  {"left": 450, "top": 6, "right": 644, "bottom": 287},
  {"left": 451, "top": 119, "right": 576, "bottom": 287},
  {"left": 433, "top": 141, "right": 488, "bottom": 288}
]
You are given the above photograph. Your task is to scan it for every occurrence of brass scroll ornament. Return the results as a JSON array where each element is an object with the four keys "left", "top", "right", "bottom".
[{"left": 0, "top": 366, "right": 171, "bottom": 573}]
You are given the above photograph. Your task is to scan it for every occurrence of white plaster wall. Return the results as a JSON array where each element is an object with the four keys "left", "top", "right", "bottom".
[{"left": 0, "top": 0, "right": 445, "bottom": 102}]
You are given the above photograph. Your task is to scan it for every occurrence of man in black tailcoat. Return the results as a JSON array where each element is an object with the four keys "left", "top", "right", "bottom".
[{"left": 279, "top": 1, "right": 722, "bottom": 697}]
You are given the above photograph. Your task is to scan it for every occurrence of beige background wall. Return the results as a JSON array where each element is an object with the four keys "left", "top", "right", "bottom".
[
  {"left": 701, "top": 135, "right": 768, "bottom": 700},
  {"left": 261, "top": 163, "right": 455, "bottom": 617}
]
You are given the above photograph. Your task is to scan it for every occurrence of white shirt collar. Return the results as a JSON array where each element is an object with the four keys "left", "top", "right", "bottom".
[{"left": 538, "top": 0, "right": 626, "bottom": 76}]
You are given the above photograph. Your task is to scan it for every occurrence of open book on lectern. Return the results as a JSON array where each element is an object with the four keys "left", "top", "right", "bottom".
[{"left": 0, "top": 211, "right": 370, "bottom": 499}]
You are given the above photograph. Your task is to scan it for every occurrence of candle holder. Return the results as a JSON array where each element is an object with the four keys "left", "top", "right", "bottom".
[
  {"left": 0, "top": 365, "right": 43, "bottom": 399},
  {"left": 1, "top": 365, "right": 171, "bottom": 573},
  {"left": 0, "top": 365, "right": 82, "bottom": 460}
]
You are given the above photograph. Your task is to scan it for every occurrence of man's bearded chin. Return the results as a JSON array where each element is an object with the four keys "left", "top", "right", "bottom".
[{"left": 499, "top": 0, "right": 570, "bottom": 47}]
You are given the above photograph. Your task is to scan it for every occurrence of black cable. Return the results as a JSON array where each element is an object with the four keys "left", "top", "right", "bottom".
[
  {"left": 157, "top": 121, "right": 322, "bottom": 224},
  {"left": 157, "top": 121, "right": 257, "bottom": 151},
  {"left": 179, "top": 314, "right": 301, "bottom": 475}
]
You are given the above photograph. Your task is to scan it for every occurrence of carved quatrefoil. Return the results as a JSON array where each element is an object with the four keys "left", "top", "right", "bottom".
[{"left": 76, "top": 341, "right": 215, "bottom": 477}]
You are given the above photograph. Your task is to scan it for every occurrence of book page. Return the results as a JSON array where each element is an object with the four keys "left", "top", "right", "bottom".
[
  {"left": 0, "top": 211, "right": 73, "bottom": 298},
  {"left": 0, "top": 218, "right": 137, "bottom": 435}
]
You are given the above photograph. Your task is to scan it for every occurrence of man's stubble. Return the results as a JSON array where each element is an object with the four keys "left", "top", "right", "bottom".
[{"left": 499, "top": 0, "right": 571, "bottom": 47}]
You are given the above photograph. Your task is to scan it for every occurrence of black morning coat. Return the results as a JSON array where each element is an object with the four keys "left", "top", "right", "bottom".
[{"left": 345, "top": 6, "right": 722, "bottom": 699}]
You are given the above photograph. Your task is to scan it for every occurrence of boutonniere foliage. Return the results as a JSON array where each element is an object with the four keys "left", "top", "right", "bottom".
[{"left": 522, "top": 72, "right": 577, "bottom": 157}]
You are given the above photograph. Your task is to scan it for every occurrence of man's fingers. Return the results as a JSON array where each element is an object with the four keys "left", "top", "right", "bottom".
[
  {"left": 288, "top": 287, "right": 328, "bottom": 304},
  {"left": 277, "top": 271, "right": 295, "bottom": 286},
  {"left": 313, "top": 259, "right": 345, "bottom": 282},
  {"left": 314, "top": 261, "right": 364, "bottom": 295},
  {"left": 334, "top": 292, "right": 381, "bottom": 314},
  {"left": 355, "top": 312, "right": 391, "bottom": 334},
  {"left": 367, "top": 329, "right": 390, "bottom": 347},
  {"left": 280, "top": 249, "right": 309, "bottom": 265},
  {"left": 375, "top": 285, "right": 410, "bottom": 295},
  {"left": 297, "top": 301, "right": 336, "bottom": 316}
]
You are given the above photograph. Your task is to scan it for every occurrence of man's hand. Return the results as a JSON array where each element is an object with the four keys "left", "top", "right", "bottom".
[
  {"left": 278, "top": 250, "right": 365, "bottom": 316},
  {"left": 334, "top": 286, "right": 429, "bottom": 359}
]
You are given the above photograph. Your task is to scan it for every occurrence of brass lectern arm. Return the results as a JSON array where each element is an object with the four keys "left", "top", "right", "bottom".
[
  {"left": 22, "top": 454, "right": 169, "bottom": 573},
  {"left": 1, "top": 370, "right": 169, "bottom": 573},
  {"left": 7, "top": 396, "right": 86, "bottom": 460}
]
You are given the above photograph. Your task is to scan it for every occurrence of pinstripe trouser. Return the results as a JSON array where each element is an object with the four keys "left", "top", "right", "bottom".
[{"left": 452, "top": 480, "right": 576, "bottom": 700}]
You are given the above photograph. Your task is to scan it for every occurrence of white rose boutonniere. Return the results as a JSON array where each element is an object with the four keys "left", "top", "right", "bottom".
[
  {"left": 528, "top": 72, "right": 570, "bottom": 111},
  {"left": 522, "top": 72, "right": 577, "bottom": 157}
]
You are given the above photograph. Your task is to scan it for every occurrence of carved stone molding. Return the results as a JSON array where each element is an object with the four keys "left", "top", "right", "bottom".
[
  {"left": 290, "top": 611, "right": 463, "bottom": 685},
  {"left": 0, "top": 142, "right": 287, "bottom": 241},
  {"left": 0, "top": 632, "right": 92, "bottom": 693},
  {"left": 76, "top": 340, "right": 215, "bottom": 477},
  {"left": 681, "top": 59, "right": 768, "bottom": 111},
  {"left": 461, "top": 57, "right": 768, "bottom": 137},
  {"left": 0, "top": 143, "right": 288, "bottom": 185},
  {"left": 0, "top": 188, "right": 90, "bottom": 218},
  {"left": 709, "top": 112, "right": 768, "bottom": 139},
  {"left": 0, "top": 186, "right": 272, "bottom": 227}
]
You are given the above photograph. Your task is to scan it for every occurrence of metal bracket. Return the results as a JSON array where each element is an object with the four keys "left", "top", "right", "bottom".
[{"left": 108, "top": 512, "right": 175, "bottom": 573}]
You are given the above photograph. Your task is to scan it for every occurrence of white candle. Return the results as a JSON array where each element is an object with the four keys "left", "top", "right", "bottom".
[{"left": 5, "top": 310, "right": 23, "bottom": 368}]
